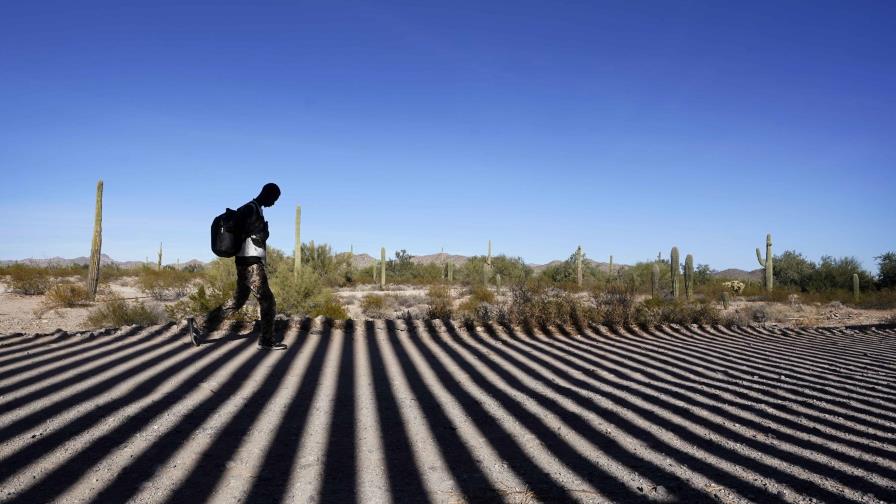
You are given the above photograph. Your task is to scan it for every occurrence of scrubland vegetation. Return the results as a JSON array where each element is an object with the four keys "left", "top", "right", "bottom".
[{"left": 2, "top": 247, "right": 895, "bottom": 329}]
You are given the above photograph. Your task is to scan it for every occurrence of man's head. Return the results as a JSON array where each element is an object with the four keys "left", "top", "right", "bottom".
[{"left": 256, "top": 183, "right": 281, "bottom": 207}]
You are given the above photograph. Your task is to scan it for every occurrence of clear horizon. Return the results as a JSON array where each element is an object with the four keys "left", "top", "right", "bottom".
[{"left": 2, "top": 2, "right": 894, "bottom": 273}]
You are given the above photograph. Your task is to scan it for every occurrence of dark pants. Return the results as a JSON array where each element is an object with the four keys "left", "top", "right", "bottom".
[{"left": 203, "top": 262, "right": 278, "bottom": 344}]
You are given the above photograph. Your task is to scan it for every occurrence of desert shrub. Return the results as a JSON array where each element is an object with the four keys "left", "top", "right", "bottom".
[
  {"left": 138, "top": 267, "right": 194, "bottom": 301},
  {"left": 774, "top": 250, "right": 816, "bottom": 291},
  {"left": 99, "top": 264, "right": 135, "bottom": 282},
  {"left": 633, "top": 299, "right": 722, "bottom": 326},
  {"left": 854, "top": 289, "right": 896, "bottom": 310},
  {"left": 457, "top": 284, "right": 499, "bottom": 320},
  {"left": 44, "top": 282, "right": 91, "bottom": 309},
  {"left": 459, "top": 255, "right": 532, "bottom": 287},
  {"left": 361, "top": 294, "right": 393, "bottom": 319},
  {"left": 165, "top": 258, "right": 252, "bottom": 321},
  {"left": 426, "top": 285, "right": 454, "bottom": 320},
  {"left": 877, "top": 252, "right": 896, "bottom": 289},
  {"left": 592, "top": 284, "right": 635, "bottom": 326},
  {"left": 505, "top": 281, "right": 591, "bottom": 327},
  {"left": 269, "top": 266, "right": 324, "bottom": 315},
  {"left": 301, "top": 243, "right": 353, "bottom": 287},
  {"left": 3, "top": 264, "right": 52, "bottom": 294},
  {"left": 310, "top": 292, "right": 348, "bottom": 319},
  {"left": 87, "top": 295, "right": 163, "bottom": 328}
]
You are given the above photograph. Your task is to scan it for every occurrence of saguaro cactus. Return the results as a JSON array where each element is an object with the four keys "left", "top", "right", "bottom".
[
  {"left": 448, "top": 261, "right": 454, "bottom": 283},
  {"left": 483, "top": 240, "right": 492, "bottom": 285},
  {"left": 756, "top": 233, "right": 773, "bottom": 293},
  {"left": 300, "top": 205, "right": 302, "bottom": 278},
  {"left": 651, "top": 263, "right": 660, "bottom": 299},
  {"left": 684, "top": 254, "right": 694, "bottom": 301},
  {"left": 609, "top": 255, "right": 614, "bottom": 277},
  {"left": 157, "top": 242, "right": 163, "bottom": 270},
  {"left": 576, "top": 246, "right": 583, "bottom": 287},
  {"left": 86, "top": 180, "right": 103, "bottom": 300},
  {"left": 380, "top": 247, "right": 386, "bottom": 289},
  {"left": 670, "top": 247, "right": 680, "bottom": 298},
  {"left": 853, "top": 273, "right": 860, "bottom": 302}
]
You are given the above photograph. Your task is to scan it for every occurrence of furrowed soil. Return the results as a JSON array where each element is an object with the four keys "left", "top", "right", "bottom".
[{"left": 0, "top": 321, "right": 894, "bottom": 503}]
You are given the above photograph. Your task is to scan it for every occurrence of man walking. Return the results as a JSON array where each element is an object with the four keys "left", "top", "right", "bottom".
[{"left": 190, "top": 183, "right": 286, "bottom": 350}]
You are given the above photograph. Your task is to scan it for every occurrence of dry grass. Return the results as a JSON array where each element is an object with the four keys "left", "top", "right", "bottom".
[{"left": 86, "top": 295, "right": 164, "bottom": 328}]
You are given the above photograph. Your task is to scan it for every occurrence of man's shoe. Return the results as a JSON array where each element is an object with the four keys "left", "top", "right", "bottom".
[
  {"left": 258, "top": 341, "right": 287, "bottom": 351},
  {"left": 187, "top": 318, "right": 202, "bottom": 347}
]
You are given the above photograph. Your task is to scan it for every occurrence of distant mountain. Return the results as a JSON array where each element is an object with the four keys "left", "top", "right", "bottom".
[{"left": 0, "top": 255, "right": 207, "bottom": 270}]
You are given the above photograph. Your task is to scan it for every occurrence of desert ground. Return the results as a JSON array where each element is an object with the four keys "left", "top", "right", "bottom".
[{"left": 0, "top": 318, "right": 894, "bottom": 503}]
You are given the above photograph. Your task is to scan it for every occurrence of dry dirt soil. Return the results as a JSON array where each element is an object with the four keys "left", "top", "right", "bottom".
[{"left": 0, "top": 320, "right": 894, "bottom": 503}]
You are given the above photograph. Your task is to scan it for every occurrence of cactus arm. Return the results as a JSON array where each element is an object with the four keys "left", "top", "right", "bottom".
[{"left": 756, "top": 248, "right": 766, "bottom": 267}]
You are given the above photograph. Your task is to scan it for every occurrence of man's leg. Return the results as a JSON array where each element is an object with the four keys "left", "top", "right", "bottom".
[
  {"left": 192, "top": 264, "right": 251, "bottom": 345},
  {"left": 245, "top": 263, "right": 284, "bottom": 350}
]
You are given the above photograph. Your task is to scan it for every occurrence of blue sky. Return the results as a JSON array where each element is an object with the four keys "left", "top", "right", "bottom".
[{"left": 1, "top": 1, "right": 894, "bottom": 271}]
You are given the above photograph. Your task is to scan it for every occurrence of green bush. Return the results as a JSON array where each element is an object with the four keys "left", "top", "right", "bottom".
[
  {"left": 138, "top": 267, "right": 195, "bottom": 301},
  {"left": 87, "top": 295, "right": 163, "bottom": 328},
  {"left": 2, "top": 264, "right": 53, "bottom": 294},
  {"left": 459, "top": 255, "right": 533, "bottom": 287},
  {"left": 164, "top": 258, "right": 251, "bottom": 321},
  {"left": 310, "top": 292, "right": 348, "bottom": 319},
  {"left": 877, "top": 252, "right": 896, "bottom": 289},
  {"left": 426, "top": 285, "right": 454, "bottom": 320}
]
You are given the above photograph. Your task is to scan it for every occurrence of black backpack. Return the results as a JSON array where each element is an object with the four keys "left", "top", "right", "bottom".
[{"left": 210, "top": 208, "right": 241, "bottom": 257}]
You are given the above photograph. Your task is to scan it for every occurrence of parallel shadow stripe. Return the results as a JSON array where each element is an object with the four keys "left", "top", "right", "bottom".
[
  {"left": 4, "top": 331, "right": 254, "bottom": 503},
  {"left": 508, "top": 325, "right": 852, "bottom": 504},
  {"left": 365, "top": 320, "right": 428, "bottom": 503},
  {"left": 161, "top": 322, "right": 310, "bottom": 503},
  {"left": 0, "top": 325, "right": 175, "bottom": 413},
  {"left": 0, "top": 325, "right": 186, "bottom": 447},
  {"left": 87, "top": 331, "right": 281, "bottom": 503},
  {"left": 393, "top": 320, "right": 501, "bottom": 501},
  {"left": 243, "top": 323, "right": 332, "bottom": 504}
]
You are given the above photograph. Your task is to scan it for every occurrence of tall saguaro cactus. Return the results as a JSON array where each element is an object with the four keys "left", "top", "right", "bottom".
[
  {"left": 300, "top": 205, "right": 302, "bottom": 278},
  {"left": 86, "top": 180, "right": 103, "bottom": 300},
  {"left": 576, "top": 246, "right": 583, "bottom": 287},
  {"left": 670, "top": 246, "right": 680, "bottom": 298},
  {"left": 684, "top": 254, "right": 694, "bottom": 301},
  {"left": 853, "top": 273, "right": 860, "bottom": 302},
  {"left": 380, "top": 247, "right": 386, "bottom": 289},
  {"left": 483, "top": 240, "right": 493, "bottom": 285},
  {"left": 651, "top": 263, "right": 660, "bottom": 299},
  {"left": 609, "top": 255, "right": 614, "bottom": 277},
  {"left": 755, "top": 233, "right": 773, "bottom": 293},
  {"left": 157, "top": 242, "right": 163, "bottom": 270}
]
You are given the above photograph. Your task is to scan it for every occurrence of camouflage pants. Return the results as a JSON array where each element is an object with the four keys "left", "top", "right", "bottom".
[{"left": 203, "top": 262, "right": 278, "bottom": 344}]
